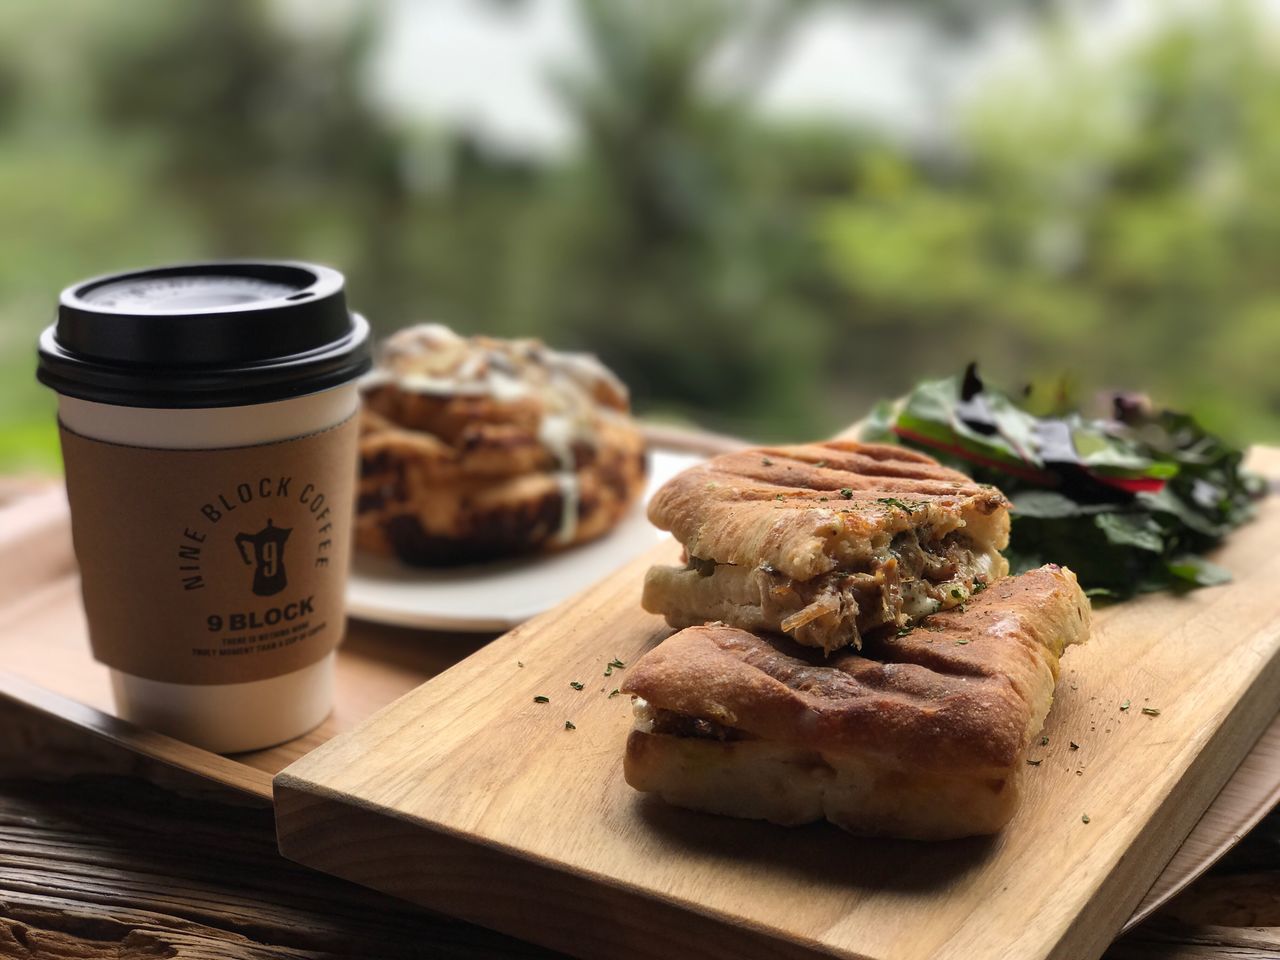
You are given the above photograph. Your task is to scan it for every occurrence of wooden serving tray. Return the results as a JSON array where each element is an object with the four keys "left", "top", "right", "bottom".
[
  {"left": 0, "top": 455, "right": 1278, "bottom": 957},
  {"left": 0, "top": 484, "right": 490, "bottom": 799},
  {"left": 271, "top": 449, "right": 1280, "bottom": 960}
]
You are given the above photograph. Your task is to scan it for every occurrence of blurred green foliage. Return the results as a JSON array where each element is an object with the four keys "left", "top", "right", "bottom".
[
  {"left": 822, "top": 3, "right": 1280, "bottom": 440},
  {"left": 1, "top": 0, "right": 1278, "bottom": 473}
]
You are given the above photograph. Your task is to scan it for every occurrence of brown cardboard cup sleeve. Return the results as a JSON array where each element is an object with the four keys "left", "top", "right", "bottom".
[{"left": 59, "top": 415, "right": 359, "bottom": 685}]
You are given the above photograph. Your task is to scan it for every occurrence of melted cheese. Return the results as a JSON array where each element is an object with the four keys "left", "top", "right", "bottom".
[{"left": 632, "top": 697, "right": 655, "bottom": 732}]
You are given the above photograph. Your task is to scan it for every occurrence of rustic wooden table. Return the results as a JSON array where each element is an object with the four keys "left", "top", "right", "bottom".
[
  {"left": 1, "top": 676, "right": 1276, "bottom": 959},
  {"left": 0, "top": 477, "right": 1276, "bottom": 960}
]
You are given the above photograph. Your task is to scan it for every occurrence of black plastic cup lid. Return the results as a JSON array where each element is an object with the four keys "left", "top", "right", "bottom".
[{"left": 37, "top": 260, "right": 372, "bottom": 409}]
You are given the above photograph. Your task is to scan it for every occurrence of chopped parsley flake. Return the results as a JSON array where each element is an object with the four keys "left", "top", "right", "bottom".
[
  {"left": 533, "top": 695, "right": 549, "bottom": 704},
  {"left": 839, "top": 488, "right": 853, "bottom": 499},
  {"left": 608, "top": 688, "right": 621, "bottom": 699},
  {"left": 762, "top": 457, "right": 773, "bottom": 466},
  {"left": 564, "top": 720, "right": 576, "bottom": 730},
  {"left": 569, "top": 681, "right": 584, "bottom": 691},
  {"left": 1120, "top": 699, "right": 1131, "bottom": 712},
  {"left": 972, "top": 580, "right": 988, "bottom": 594},
  {"left": 876, "top": 497, "right": 915, "bottom": 513},
  {"left": 950, "top": 588, "right": 964, "bottom": 600},
  {"left": 896, "top": 626, "right": 912, "bottom": 637},
  {"left": 604, "top": 658, "right": 626, "bottom": 677},
  {"left": 775, "top": 494, "right": 784, "bottom": 501},
  {"left": 818, "top": 496, "right": 829, "bottom": 502},
  {"left": 1081, "top": 814, "right": 1091, "bottom": 824},
  {"left": 956, "top": 638, "right": 970, "bottom": 645},
  {"left": 1039, "top": 735, "right": 1049, "bottom": 746},
  {"left": 815, "top": 460, "right": 828, "bottom": 468},
  {"left": 1141, "top": 707, "right": 1161, "bottom": 716}
]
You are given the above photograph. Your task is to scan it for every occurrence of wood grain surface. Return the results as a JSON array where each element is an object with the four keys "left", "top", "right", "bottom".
[
  {"left": 0, "top": 482, "right": 497, "bottom": 789},
  {"left": 0, "top": 775, "right": 552, "bottom": 959},
  {"left": 3, "top": 692, "right": 1275, "bottom": 960},
  {"left": 1128, "top": 708, "right": 1280, "bottom": 928},
  {"left": 276, "top": 450, "right": 1280, "bottom": 960},
  {"left": 1, "top": 466, "right": 1278, "bottom": 958}
]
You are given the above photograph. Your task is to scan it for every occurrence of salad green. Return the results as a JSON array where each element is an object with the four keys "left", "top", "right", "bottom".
[{"left": 860, "top": 366, "right": 1265, "bottom": 599}]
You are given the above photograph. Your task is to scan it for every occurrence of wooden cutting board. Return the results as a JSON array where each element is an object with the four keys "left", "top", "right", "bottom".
[{"left": 275, "top": 449, "right": 1280, "bottom": 960}]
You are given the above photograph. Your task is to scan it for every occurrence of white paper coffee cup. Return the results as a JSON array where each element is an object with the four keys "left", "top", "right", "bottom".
[{"left": 38, "top": 261, "right": 371, "bottom": 753}]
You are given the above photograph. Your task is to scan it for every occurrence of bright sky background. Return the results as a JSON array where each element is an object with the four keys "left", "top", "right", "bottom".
[{"left": 280, "top": 0, "right": 1197, "bottom": 158}]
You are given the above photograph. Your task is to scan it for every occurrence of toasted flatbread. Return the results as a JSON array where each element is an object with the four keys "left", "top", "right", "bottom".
[
  {"left": 622, "top": 564, "right": 1090, "bottom": 840},
  {"left": 643, "top": 441, "right": 1010, "bottom": 652},
  {"left": 356, "top": 324, "right": 646, "bottom": 566}
]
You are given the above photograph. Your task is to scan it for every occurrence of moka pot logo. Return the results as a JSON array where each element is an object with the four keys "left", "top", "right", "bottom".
[
  {"left": 176, "top": 476, "right": 337, "bottom": 596},
  {"left": 176, "top": 476, "right": 339, "bottom": 650},
  {"left": 235, "top": 519, "right": 292, "bottom": 597}
]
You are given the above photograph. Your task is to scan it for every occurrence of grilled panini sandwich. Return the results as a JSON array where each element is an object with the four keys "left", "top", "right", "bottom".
[
  {"left": 643, "top": 441, "right": 1010, "bottom": 653},
  {"left": 623, "top": 564, "right": 1090, "bottom": 840}
]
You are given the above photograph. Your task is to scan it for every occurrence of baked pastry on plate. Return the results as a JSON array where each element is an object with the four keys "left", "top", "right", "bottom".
[
  {"left": 356, "top": 324, "right": 646, "bottom": 566},
  {"left": 622, "top": 564, "right": 1090, "bottom": 840},
  {"left": 643, "top": 441, "right": 1010, "bottom": 653}
]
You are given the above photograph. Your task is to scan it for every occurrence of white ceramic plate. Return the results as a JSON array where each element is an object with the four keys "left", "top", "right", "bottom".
[{"left": 345, "top": 450, "right": 703, "bottom": 631}]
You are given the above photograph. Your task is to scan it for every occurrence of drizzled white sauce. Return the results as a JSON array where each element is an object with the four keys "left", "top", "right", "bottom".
[
  {"left": 488, "top": 371, "right": 533, "bottom": 403},
  {"left": 538, "top": 413, "right": 580, "bottom": 544},
  {"left": 397, "top": 373, "right": 487, "bottom": 396},
  {"left": 365, "top": 323, "right": 626, "bottom": 547},
  {"left": 900, "top": 581, "right": 942, "bottom": 618},
  {"left": 550, "top": 350, "right": 629, "bottom": 404}
]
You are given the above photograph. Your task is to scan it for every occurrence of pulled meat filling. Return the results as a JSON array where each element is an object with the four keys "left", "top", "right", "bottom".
[
  {"left": 650, "top": 708, "right": 749, "bottom": 741},
  {"left": 634, "top": 699, "right": 751, "bottom": 742},
  {"left": 687, "top": 529, "right": 993, "bottom": 653}
]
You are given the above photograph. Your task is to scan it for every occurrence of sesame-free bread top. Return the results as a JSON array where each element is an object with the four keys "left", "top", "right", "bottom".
[{"left": 645, "top": 441, "right": 1010, "bottom": 582}]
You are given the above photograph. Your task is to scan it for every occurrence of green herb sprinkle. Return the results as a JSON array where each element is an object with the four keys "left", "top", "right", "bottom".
[{"left": 876, "top": 497, "right": 915, "bottom": 513}]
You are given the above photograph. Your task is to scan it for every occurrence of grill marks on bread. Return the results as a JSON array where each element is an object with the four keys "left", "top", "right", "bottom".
[
  {"left": 643, "top": 441, "right": 1011, "bottom": 651},
  {"left": 625, "top": 565, "right": 1090, "bottom": 777},
  {"left": 721, "top": 444, "right": 996, "bottom": 501},
  {"left": 646, "top": 440, "right": 1010, "bottom": 583}
]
